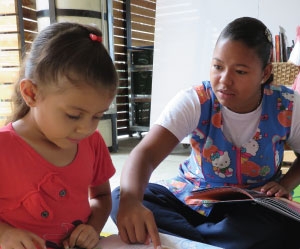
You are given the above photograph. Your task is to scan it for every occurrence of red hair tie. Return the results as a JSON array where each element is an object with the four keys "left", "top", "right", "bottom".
[{"left": 89, "top": 33, "right": 102, "bottom": 43}]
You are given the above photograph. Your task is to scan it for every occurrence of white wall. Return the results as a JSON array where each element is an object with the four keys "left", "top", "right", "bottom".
[{"left": 151, "top": 0, "right": 300, "bottom": 133}]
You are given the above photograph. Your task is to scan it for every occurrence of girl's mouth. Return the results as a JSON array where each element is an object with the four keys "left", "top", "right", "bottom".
[{"left": 67, "top": 138, "right": 81, "bottom": 144}]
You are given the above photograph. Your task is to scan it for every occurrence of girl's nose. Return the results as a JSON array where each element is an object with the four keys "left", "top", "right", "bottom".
[{"left": 75, "top": 121, "right": 97, "bottom": 135}]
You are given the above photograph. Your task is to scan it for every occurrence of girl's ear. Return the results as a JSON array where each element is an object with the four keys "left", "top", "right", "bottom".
[
  {"left": 261, "top": 63, "right": 273, "bottom": 84},
  {"left": 19, "top": 79, "right": 38, "bottom": 107}
]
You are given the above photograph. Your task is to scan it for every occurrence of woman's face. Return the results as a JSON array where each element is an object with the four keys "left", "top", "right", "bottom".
[{"left": 210, "top": 38, "right": 270, "bottom": 113}]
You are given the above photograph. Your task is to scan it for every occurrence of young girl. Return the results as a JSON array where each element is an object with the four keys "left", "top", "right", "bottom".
[
  {"left": 0, "top": 22, "right": 118, "bottom": 249},
  {"left": 111, "top": 17, "right": 300, "bottom": 249}
]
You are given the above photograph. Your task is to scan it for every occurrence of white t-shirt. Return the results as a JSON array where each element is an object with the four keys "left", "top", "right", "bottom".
[{"left": 155, "top": 87, "right": 300, "bottom": 153}]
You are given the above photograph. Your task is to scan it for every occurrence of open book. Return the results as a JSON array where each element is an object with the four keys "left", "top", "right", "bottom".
[
  {"left": 186, "top": 186, "right": 300, "bottom": 222},
  {"left": 97, "top": 232, "right": 223, "bottom": 249}
]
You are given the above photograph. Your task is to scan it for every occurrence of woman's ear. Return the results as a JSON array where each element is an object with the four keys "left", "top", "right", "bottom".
[
  {"left": 19, "top": 79, "right": 38, "bottom": 107},
  {"left": 261, "top": 63, "right": 273, "bottom": 84}
]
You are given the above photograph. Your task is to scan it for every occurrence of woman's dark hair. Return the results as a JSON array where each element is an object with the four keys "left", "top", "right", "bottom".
[
  {"left": 217, "top": 17, "right": 273, "bottom": 69},
  {"left": 10, "top": 22, "right": 119, "bottom": 122}
]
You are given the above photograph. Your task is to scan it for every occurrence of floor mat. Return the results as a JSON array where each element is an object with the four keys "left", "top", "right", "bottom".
[{"left": 293, "top": 185, "right": 300, "bottom": 203}]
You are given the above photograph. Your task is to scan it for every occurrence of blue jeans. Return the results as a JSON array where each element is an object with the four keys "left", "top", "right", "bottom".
[{"left": 111, "top": 183, "right": 300, "bottom": 249}]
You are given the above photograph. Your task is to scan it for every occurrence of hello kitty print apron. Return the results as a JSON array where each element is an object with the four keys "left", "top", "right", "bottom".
[{"left": 162, "top": 81, "right": 294, "bottom": 216}]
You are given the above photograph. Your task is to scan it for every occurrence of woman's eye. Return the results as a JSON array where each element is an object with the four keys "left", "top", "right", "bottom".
[
  {"left": 236, "top": 70, "right": 246, "bottom": 75},
  {"left": 213, "top": 64, "right": 222, "bottom": 70},
  {"left": 67, "top": 114, "right": 80, "bottom": 120}
]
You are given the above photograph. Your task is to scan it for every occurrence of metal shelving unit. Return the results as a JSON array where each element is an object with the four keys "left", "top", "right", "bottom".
[{"left": 127, "top": 46, "right": 153, "bottom": 138}]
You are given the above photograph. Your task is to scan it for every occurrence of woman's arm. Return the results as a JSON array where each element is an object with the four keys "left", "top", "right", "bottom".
[
  {"left": 279, "top": 153, "right": 300, "bottom": 192},
  {"left": 120, "top": 125, "right": 180, "bottom": 201},
  {"left": 259, "top": 153, "right": 300, "bottom": 198},
  {"left": 117, "top": 125, "right": 180, "bottom": 249},
  {"left": 262, "top": 92, "right": 300, "bottom": 197},
  {"left": 274, "top": 92, "right": 300, "bottom": 196}
]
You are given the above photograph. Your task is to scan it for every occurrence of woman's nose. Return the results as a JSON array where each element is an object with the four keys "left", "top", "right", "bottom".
[{"left": 220, "top": 70, "right": 233, "bottom": 85}]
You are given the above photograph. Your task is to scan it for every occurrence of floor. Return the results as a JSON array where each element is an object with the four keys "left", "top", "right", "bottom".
[{"left": 102, "top": 134, "right": 191, "bottom": 234}]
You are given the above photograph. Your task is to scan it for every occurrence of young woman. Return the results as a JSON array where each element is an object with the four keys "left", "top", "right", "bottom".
[
  {"left": 0, "top": 22, "right": 118, "bottom": 249},
  {"left": 111, "top": 17, "right": 300, "bottom": 249}
]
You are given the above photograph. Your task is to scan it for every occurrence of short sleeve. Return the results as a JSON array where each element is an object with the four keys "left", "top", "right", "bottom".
[
  {"left": 88, "top": 131, "right": 116, "bottom": 186},
  {"left": 154, "top": 87, "right": 201, "bottom": 142}
]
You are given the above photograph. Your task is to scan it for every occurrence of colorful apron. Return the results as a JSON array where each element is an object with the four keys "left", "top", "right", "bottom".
[{"left": 161, "top": 81, "right": 294, "bottom": 216}]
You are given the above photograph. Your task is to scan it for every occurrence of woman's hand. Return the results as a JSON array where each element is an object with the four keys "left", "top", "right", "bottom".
[
  {"left": 257, "top": 181, "right": 292, "bottom": 199},
  {"left": 0, "top": 227, "right": 45, "bottom": 249},
  {"left": 117, "top": 199, "right": 161, "bottom": 249},
  {"left": 63, "top": 224, "right": 99, "bottom": 249}
]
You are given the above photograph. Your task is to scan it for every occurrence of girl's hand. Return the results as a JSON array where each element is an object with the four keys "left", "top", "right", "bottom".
[
  {"left": 0, "top": 227, "right": 45, "bottom": 249},
  {"left": 63, "top": 224, "right": 99, "bottom": 249},
  {"left": 258, "top": 181, "right": 292, "bottom": 199}
]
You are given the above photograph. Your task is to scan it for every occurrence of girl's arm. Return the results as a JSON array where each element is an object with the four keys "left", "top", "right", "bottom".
[
  {"left": 63, "top": 182, "right": 112, "bottom": 249},
  {"left": 88, "top": 181, "right": 112, "bottom": 234},
  {"left": 0, "top": 222, "right": 45, "bottom": 249}
]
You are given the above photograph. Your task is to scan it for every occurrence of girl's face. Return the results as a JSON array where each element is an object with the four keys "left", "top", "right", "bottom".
[
  {"left": 30, "top": 78, "right": 115, "bottom": 149},
  {"left": 210, "top": 38, "right": 270, "bottom": 113}
]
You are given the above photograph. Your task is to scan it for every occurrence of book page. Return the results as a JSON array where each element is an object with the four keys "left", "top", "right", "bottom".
[
  {"left": 97, "top": 233, "right": 223, "bottom": 249},
  {"left": 188, "top": 186, "right": 255, "bottom": 202},
  {"left": 188, "top": 186, "right": 271, "bottom": 203},
  {"left": 255, "top": 197, "right": 300, "bottom": 222},
  {"left": 187, "top": 186, "right": 300, "bottom": 222}
]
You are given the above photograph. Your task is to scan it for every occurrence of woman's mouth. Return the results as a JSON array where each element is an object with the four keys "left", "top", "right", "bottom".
[{"left": 218, "top": 89, "right": 235, "bottom": 99}]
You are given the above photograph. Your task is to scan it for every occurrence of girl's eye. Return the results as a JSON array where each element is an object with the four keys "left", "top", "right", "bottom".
[
  {"left": 67, "top": 114, "right": 80, "bottom": 120},
  {"left": 94, "top": 114, "right": 104, "bottom": 120}
]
